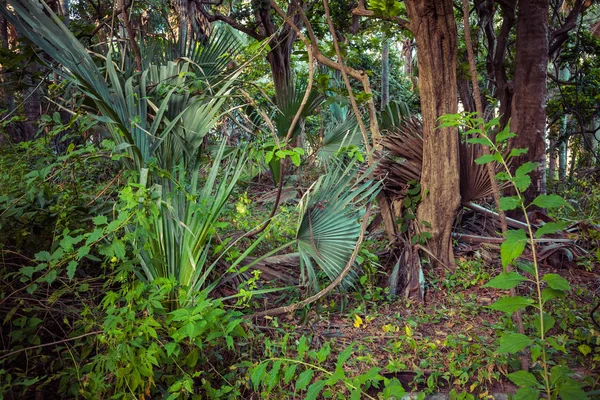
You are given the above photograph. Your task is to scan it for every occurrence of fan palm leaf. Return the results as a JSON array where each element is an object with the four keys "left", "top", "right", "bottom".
[{"left": 296, "top": 158, "right": 381, "bottom": 291}]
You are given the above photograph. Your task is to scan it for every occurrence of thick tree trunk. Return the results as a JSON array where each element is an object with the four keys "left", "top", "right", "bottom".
[
  {"left": 405, "top": 0, "right": 461, "bottom": 269},
  {"left": 381, "top": 38, "right": 389, "bottom": 109},
  {"left": 509, "top": 0, "right": 549, "bottom": 204}
]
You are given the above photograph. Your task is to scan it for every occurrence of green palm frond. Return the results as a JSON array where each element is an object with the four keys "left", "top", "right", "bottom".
[
  {"left": 296, "top": 158, "right": 381, "bottom": 291},
  {"left": 274, "top": 80, "right": 325, "bottom": 139},
  {"left": 318, "top": 116, "right": 363, "bottom": 161}
]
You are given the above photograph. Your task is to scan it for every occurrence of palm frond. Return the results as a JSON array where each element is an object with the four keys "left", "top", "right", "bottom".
[
  {"left": 296, "top": 158, "right": 381, "bottom": 291},
  {"left": 376, "top": 117, "right": 504, "bottom": 203}
]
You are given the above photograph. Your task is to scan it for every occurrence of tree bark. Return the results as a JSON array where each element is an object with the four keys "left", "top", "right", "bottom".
[
  {"left": 381, "top": 37, "right": 389, "bottom": 109},
  {"left": 405, "top": 0, "right": 461, "bottom": 269},
  {"left": 509, "top": 0, "right": 549, "bottom": 204},
  {"left": 22, "top": 61, "right": 40, "bottom": 142}
]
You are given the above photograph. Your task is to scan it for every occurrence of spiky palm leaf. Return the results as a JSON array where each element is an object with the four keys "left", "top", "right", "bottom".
[
  {"left": 296, "top": 158, "right": 381, "bottom": 291},
  {"left": 318, "top": 115, "right": 363, "bottom": 161}
]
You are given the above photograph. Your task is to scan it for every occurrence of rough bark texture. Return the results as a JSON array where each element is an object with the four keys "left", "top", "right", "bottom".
[
  {"left": 405, "top": 0, "right": 461, "bottom": 269},
  {"left": 510, "top": 0, "right": 549, "bottom": 204}
]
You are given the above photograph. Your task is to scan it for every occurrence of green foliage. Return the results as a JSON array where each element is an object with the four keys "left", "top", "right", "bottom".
[
  {"left": 296, "top": 157, "right": 380, "bottom": 291},
  {"left": 250, "top": 338, "right": 406, "bottom": 399},
  {"left": 440, "top": 113, "right": 588, "bottom": 399}
]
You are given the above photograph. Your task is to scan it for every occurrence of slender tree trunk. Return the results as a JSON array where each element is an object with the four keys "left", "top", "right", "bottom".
[
  {"left": 267, "top": 44, "right": 294, "bottom": 108},
  {"left": 405, "top": 0, "right": 461, "bottom": 269},
  {"left": 558, "top": 68, "right": 570, "bottom": 179},
  {"left": 509, "top": 0, "right": 549, "bottom": 204},
  {"left": 0, "top": 5, "right": 13, "bottom": 115},
  {"left": 22, "top": 61, "right": 41, "bottom": 142},
  {"left": 381, "top": 37, "right": 389, "bottom": 109},
  {"left": 60, "top": 0, "right": 69, "bottom": 26}
]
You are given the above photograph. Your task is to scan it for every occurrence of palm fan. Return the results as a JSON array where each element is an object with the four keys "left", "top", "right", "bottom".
[
  {"left": 376, "top": 117, "right": 503, "bottom": 203},
  {"left": 296, "top": 158, "right": 381, "bottom": 291}
]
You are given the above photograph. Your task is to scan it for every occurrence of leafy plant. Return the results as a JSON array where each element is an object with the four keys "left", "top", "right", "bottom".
[
  {"left": 440, "top": 113, "right": 588, "bottom": 400},
  {"left": 296, "top": 157, "right": 381, "bottom": 291}
]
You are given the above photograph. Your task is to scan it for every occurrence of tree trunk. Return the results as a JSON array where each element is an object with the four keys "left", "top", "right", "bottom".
[
  {"left": 558, "top": 67, "right": 570, "bottom": 179},
  {"left": 21, "top": 61, "right": 41, "bottom": 142},
  {"left": 381, "top": 38, "right": 389, "bottom": 109},
  {"left": 405, "top": 0, "right": 461, "bottom": 270},
  {"left": 267, "top": 45, "right": 294, "bottom": 108},
  {"left": 509, "top": 0, "right": 549, "bottom": 204},
  {"left": 0, "top": 6, "right": 13, "bottom": 115}
]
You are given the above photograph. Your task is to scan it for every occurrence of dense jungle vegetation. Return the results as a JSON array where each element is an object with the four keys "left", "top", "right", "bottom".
[{"left": 1, "top": 0, "right": 599, "bottom": 399}]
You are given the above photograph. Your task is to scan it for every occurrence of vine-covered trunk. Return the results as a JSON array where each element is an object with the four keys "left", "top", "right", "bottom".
[
  {"left": 509, "top": 0, "right": 549, "bottom": 204},
  {"left": 405, "top": 0, "right": 461, "bottom": 269}
]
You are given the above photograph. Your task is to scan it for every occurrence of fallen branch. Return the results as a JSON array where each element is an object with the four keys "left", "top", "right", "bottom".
[
  {"left": 464, "top": 201, "right": 532, "bottom": 230},
  {"left": 452, "top": 232, "right": 575, "bottom": 245}
]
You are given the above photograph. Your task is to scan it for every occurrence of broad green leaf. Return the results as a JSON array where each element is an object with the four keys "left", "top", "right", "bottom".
[
  {"left": 499, "top": 196, "right": 522, "bottom": 211},
  {"left": 475, "top": 154, "right": 496, "bottom": 164},
  {"left": 533, "top": 312, "right": 555, "bottom": 336},
  {"left": 531, "top": 194, "right": 571, "bottom": 210},
  {"left": 112, "top": 238, "right": 126, "bottom": 259},
  {"left": 501, "top": 229, "right": 528, "bottom": 267},
  {"left": 305, "top": 381, "right": 326, "bottom": 400},
  {"left": 35, "top": 251, "right": 51, "bottom": 261},
  {"left": 336, "top": 344, "right": 353, "bottom": 367},
  {"left": 466, "top": 137, "right": 492, "bottom": 146},
  {"left": 283, "top": 364, "right": 297, "bottom": 384},
  {"left": 267, "top": 361, "right": 283, "bottom": 391},
  {"left": 489, "top": 296, "right": 534, "bottom": 315},
  {"left": 557, "top": 379, "right": 588, "bottom": 400},
  {"left": 514, "top": 387, "right": 540, "bottom": 400},
  {"left": 516, "top": 261, "right": 535, "bottom": 275},
  {"left": 550, "top": 365, "right": 571, "bottom": 387},
  {"left": 542, "top": 287, "right": 566, "bottom": 303},
  {"left": 251, "top": 362, "right": 268, "bottom": 391},
  {"left": 513, "top": 174, "right": 531, "bottom": 191},
  {"left": 578, "top": 344, "right": 592, "bottom": 356},
  {"left": 536, "top": 221, "right": 568, "bottom": 238},
  {"left": 515, "top": 162, "right": 538, "bottom": 177},
  {"left": 507, "top": 370, "right": 539, "bottom": 388},
  {"left": 495, "top": 128, "right": 517, "bottom": 144},
  {"left": 67, "top": 260, "right": 78, "bottom": 280},
  {"left": 484, "top": 272, "right": 527, "bottom": 289},
  {"left": 530, "top": 344, "right": 542, "bottom": 362},
  {"left": 509, "top": 148, "right": 529, "bottom": 158},
  {"left": 497, "top": 332, "right": 533, "bottom": 354},
  {"left": 542, "top": 273, "right": 571, "bottom": 291},
  {"left": 93, "top": 215, "right": 108, "bottom": 226},
  {"left": 296, "top": 369, "right": 314, "bottom": 391}
]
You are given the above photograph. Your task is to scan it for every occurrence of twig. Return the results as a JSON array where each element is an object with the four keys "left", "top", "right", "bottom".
[{"left": 0, "top": 331, "right": 101, "bottom": 360}]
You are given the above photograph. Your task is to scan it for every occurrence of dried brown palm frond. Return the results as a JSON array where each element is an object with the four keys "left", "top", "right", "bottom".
[
  {"left": 376, "top": 117, "right": 506, "bottom": 204},
  {"left": 376, "top": 117, "right": 423, "bottom": 196}
]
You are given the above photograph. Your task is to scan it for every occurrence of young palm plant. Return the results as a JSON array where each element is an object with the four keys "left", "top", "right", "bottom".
[{"left": 2, "top": 0, "right": 253, "bottom": 304}]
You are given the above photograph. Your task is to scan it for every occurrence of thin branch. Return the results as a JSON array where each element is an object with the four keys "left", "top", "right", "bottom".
[{"left": 0, "top": 331, "right": 101, "bottom": 360}]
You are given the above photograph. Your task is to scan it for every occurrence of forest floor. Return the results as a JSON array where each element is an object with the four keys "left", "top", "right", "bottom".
[{"left": 249, "top": 239, "right": 600, "bottom": 397}]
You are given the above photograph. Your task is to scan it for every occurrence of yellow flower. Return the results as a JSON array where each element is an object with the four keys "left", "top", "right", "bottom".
[
  {"left": 110, "top": 256, "right": 118, "bottom": 263},
  {"left": 353, "top": 314, "right": 363, "bottom": 328}
]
